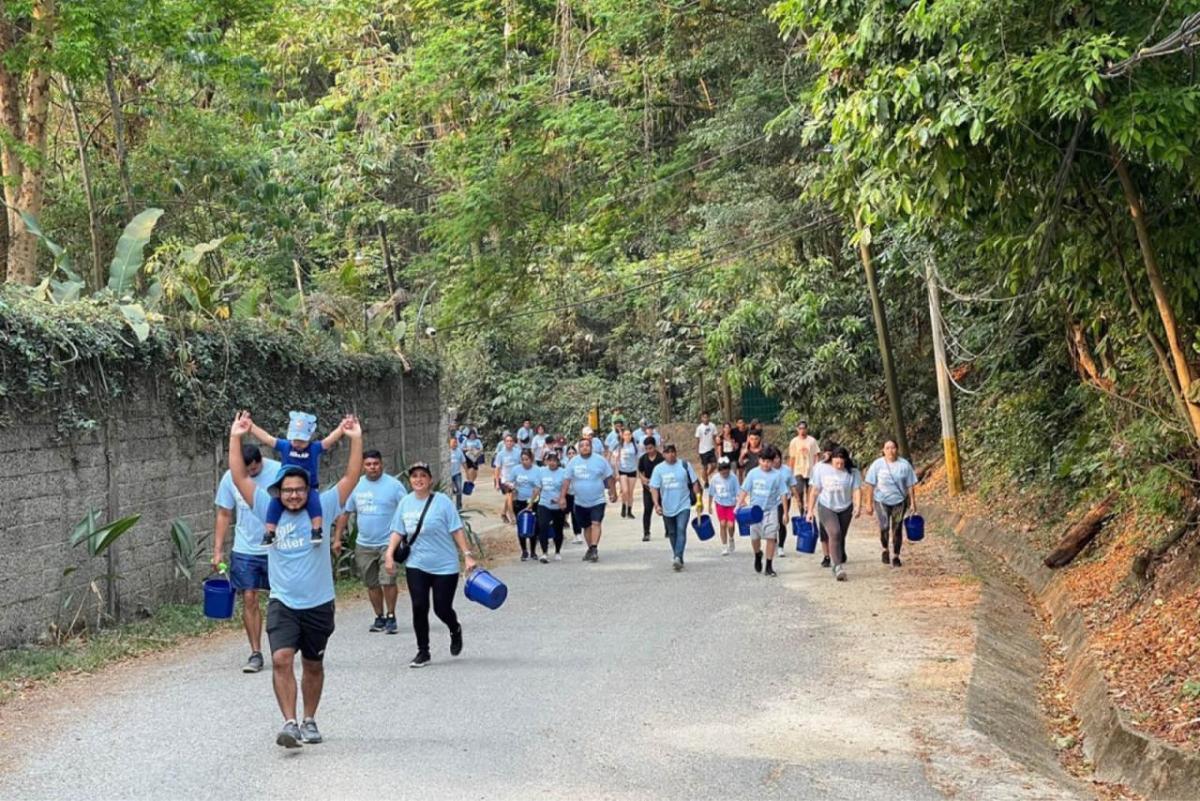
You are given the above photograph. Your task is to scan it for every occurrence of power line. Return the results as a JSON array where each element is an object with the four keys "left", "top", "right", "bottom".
[{"left": 439, "top": 215, "right": 835, "bottom": 333}]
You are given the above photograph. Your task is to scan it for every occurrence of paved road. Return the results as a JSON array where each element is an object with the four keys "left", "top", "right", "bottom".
[{"left": 0, "top": 503, "right": 1079, "bottom": 800}]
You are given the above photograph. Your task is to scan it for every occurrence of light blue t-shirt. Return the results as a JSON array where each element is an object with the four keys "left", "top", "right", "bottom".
[
  {"left": 463, "top": 437, "right": 484, "bottom": 460},
  {"left": 511, "top": 463, "right": 540, "bottom": 502},
  {"left": 449, "top": 443, "right": 464, "bottom": 477},
  {"left": 215, "top": 458, "right": 281, "bottom": 556},
  {"left": 865, "top": 457, "right": 916, "bottom": 506},
  {"left": 249, "top": 486, "right": 341, "bottom": 609},
  {"left": 517, "top": 426, "right": 532, "bottom": 443},
  {"left": 493, "top": 445, "right": 522, "bottom": 482},
  {"left": 389, "top": 492, "right": 463, "bottom": 575},
  {"left": 346, "top": 473, "right": 407, "bottom": 548},
  {"left": 812, "top": 466, "right": 863, "bottom": 512},
  {"left": 564, "top": 453, "right": 613, "bottom": 507},
  {"left": 632, "top": 428, "right": 647, "bottom": 452},
  {"left": 589, "top": 436, "right": 605, "bottom": 455},
  {"left": 531, "top": 434, "right": 547, "bottom": 459},
  {"left": 617, "top": 442, "right": 638, "bottom": 473},
  {"left": 649, "top": 460, "right": 696, "bottom": 517},
  {"left": 705, "top": 472, "right": 740, "bottom": 507},
  {"left": 742, "top": 466, "right": 789, "bottom": 511},
  {"left": 780, "top": 465, "right": 798, "bottom": 490},
  {"left": 604, "top": 431, "right": 621, "bottom": 453},
  {"left": 536, "top": 466, "right": 567, "bottom": 510}
]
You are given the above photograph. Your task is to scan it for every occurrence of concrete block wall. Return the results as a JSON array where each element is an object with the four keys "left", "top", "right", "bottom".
[{"left": 0, "top": 372, "right": 441, "bottom": 647}]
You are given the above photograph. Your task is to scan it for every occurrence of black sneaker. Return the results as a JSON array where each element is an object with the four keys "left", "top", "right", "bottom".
[
  {"left": 820, "top": 555, "right": 831, "bottom": 568},
  {"left": 589, "top": 546, "right": 599, "bottom": 562},
  {"left": 521, "top": 553, "right": 529, "bottom": 562},
  {"left": 881, "top": 550, "right": 890, "bottom": 565},
  {"left": 276, "top": 720, "right": 302, "bottom": 748},
  {"left": 765, "top": 564, "right": 777, "bottom": 577},
  {"left": 642, "top": 533, "right": 650, "bottom": 542},
  {"left": 311, "top": 527, "right": 323, "bottom": 545},
  {"left": 892, "top": 556, "right": 902, "bottom": 568},
  {"left": 262, "top": 531, "right": 276, "bottom": 547},
  {"left": 369, "top": 615, "right": 386, "bottom": 632},
  {"left": 754, "top": 552, "right": 763, "bottom": 574},
  {"left": 385, "top": 615, "right": 398, "bottom": 634},
  {"left": 410, "top": 651, "right": 431, "bottom": 668},
  {"left": 243, "top": 651, "right": 264, "bottom": 673},
  {"left": 450, "top": 626, "right": 463, "bottom": 656}
]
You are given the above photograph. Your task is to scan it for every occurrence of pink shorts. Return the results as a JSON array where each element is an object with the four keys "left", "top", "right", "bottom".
[{"left": 715, "top": 504, "right": 736, "bottom": 524}]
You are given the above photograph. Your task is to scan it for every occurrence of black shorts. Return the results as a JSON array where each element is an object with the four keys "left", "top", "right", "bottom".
[
  {"left": 619, "top": 470, "right": 637, "bottom": 478},
  {"left": 513, "top": 499, "right": 530, "bottom": 516},
  {"left": 267, "top": 599, "right": 336, "bottom": 661},
  {"left": 699, "top": 451, "right": 716, "bottom": 466},
  {"left": 464, "top": 457, "right": 479, "bottom": 470},
  {"left": 573, "top": 502, "right": 606, "bottom": 528}
]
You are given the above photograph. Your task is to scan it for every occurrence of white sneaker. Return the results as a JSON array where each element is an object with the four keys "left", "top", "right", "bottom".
[
  {"left": 720, "top": 546, "right": 729, "bottom": 556},
  {"left": 539, "top": 554, "right": 549, "bottom": 564},
  {"left": 777, "top": 550, "right": 787, "bottom": 558},
  {"left": 572, "top": 535, "right": 583, "bottom": 545},
  {"left": 728, "top": 539, "right": 735, "bottom": 553},
  {"left": 554, "top": 554, "right": 562, "bottom": 562}
]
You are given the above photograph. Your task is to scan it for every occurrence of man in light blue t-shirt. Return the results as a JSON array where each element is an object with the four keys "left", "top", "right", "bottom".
[
  {"left": 228, "top": 410, "right": 363, "bottom": 751},
  {"left": 333, "top": 449, "right": 408, "bottom": 634},
  {"left": 649, "top": 444, "right": 702, "bottom": 571},
  {"left": 559, "top": 434, "right": 616, "bottom": 563},
  {"left": 213, "top": 446, "right": 280, "bottom": 674}
]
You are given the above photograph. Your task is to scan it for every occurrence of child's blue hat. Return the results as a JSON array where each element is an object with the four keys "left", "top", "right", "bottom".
[{"left": 287, "top": 411, "right": 317, "bottom": 442}]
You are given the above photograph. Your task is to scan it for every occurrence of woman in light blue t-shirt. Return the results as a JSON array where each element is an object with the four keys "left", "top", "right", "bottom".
[
  {"left": 864, "top": 439, "right": 918, "bottom": 568},
  {"left": 805, "top": 446, "right": 862, "bottom": 582}
]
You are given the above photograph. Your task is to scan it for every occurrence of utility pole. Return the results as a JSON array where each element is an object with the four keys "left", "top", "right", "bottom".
[
  {"left": 377, "top": 221, "right": 401, "bottom": 325},
  {"left": 925, "top": 258, "right": 964, "bottom": 493},
  {"left": 855, "top": 213, "right": 911, "bottom": 458}
]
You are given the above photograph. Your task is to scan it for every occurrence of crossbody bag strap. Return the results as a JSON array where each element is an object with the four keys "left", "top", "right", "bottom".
[{"left": 406, "top": 494, "right": 436, "bottom": 546}]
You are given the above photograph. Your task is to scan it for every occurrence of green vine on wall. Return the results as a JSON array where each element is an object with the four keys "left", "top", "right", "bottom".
[{"left": 0, "top": 291, "right": 437, "bottom": 441}]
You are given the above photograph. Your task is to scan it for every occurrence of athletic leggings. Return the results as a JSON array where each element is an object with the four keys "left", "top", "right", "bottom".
[
  {"left": 875, "top": 499, "right": 908, "bottom": 556},
  {"left": 642, "top": 486, "right": 666, "bottom": 537},
  {"left": 566, "top": 493, "right": 582, "bottom": 535},
  {"left": 405, "top": 567, "right": 459, "bottom": 653},
  {"left": 777, "top": 504, "right": 787, "bottom": 548},
  {"left": 536, "top": 505, "right": 565, "bottom": 554},
  {"left": 817, "top": 504, "right": 854, "bottom": 567}
]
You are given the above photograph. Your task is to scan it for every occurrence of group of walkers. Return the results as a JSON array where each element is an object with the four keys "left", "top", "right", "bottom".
[
  {"left": 213, "top": 410, "right": 476, "bottom": 750},
  {"left": 210, "top": 406, "right": 920, "bottom": 750},
  {"left": 456, "top": 412, "right": 920, "bottom": 581}
]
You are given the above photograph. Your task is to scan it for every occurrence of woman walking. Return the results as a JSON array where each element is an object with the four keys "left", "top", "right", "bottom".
[
  {"left": 806, "top": 446, "right": 863, "bottom": 582},
  {"left": 718, "top": 422, "right": 739, "bottom": 465},
  {"left": 563, "top": 444, "right": 583, "bottom": 544},
  {"left": 511, "top": 449, "right": 541, "bottom": 561},
  {"left": 448, "top": 435, "right": 464, "bottom": 509},
  {"left": 532, "top": 450, "right": 568, "bottom": 561},
  {"left": 385, "top": 461, "right": 476, "bottom": 668},
  {"left": 705, "top": 456, "right": 740, "bottom": 555},
  {"left": 864, "top": 439, "right": 918, "bottom": 568},
  {"left": 462, "top": 428, "right": 484, "bottom": 485},
  {"left": 615, "top": 428, "right": 639, "bottom": 519},
  {"left": 649, "top": 444, "right": 702, "bottom": 571}
]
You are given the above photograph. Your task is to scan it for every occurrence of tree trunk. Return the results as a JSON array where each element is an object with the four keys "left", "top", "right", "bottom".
[
  {"left": 658, "top": 373, "right": 671, "bottom": 425},
  {"left": 1044, "top": 492, "right": 1118, "bottom": 568},
  {"left": 0, "top": 11, "right": 23, "bottom": 264},
  {"left": 7, "top": 0, "right": 55, "bottom": 285},
  {"left": 1067, "top": 320, "right": 1115, "bottom": 392},
  {"left": 67, "top": 83, "right": 102, "bottom": 289},
  {"left": 105, "top": 60, "right": 134, "bottom": 213},
  {"left": 1111, "top": 147, "right": 1200, "bottom": 443}
]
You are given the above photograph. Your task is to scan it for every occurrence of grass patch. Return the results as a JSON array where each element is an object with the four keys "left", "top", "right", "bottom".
[{"left": 0, "top": 579, "right": 371, "bottom": 705}]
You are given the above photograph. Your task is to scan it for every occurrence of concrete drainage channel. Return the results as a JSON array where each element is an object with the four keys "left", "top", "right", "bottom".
[{"left": 932, "top": 506, "right": 1200, "bottom": 800}]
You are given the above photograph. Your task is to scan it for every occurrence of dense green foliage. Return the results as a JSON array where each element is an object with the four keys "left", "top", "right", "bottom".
[{"left": 1, "top": 0, "right": 1198, "bottom": 520}]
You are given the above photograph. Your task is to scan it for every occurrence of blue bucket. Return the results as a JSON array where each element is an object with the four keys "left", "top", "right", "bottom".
[
  {"left": 793, "top": 517, "right": 817, "bottom": 553},
  {"left": 462, "top": 480, "right": 475, "bottom": 496},
  {"left": 735, "top": 505, "right": 764, "bottom": 525},
  {"left": 516, "top": 509, "right": 536, "bottom": 537},
  {"left": 691, "top": 514, "right": 715, "bottom": 541},
  {"left": 905, "top": 515, "right": 925, "bottom": 542},
  {"left": 464, "top": 568, "right": 508, "bottom": 610},
  {"left": 203, "top": 575, "right": 235, "bottom": 620}
]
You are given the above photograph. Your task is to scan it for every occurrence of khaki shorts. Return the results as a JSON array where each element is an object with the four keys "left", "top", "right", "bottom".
[
  {"left": 749, "top": 515, "right": 780, "bottom": 542},
  {"left": 355, "top": 545, "right": 397, "bottom": 588}
]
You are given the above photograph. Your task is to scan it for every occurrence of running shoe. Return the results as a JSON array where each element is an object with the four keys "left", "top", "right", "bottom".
[
  {"left": 369, "top": 615, "right": 387, "bottom": 633},
  {"left": 642, "top": 533, "right": 650, "bottom": 542},
  {"left": 450, "top": 626, "right": 463, "bottom": 656},
  {"left": 720, "top": 546, "right": 729, "bottom": 556},
  {"left": 243, "top": 651, "right": 264, "bottom": 673},
  {"left": 385, "top": 615, "right": 398, "bottom": 635},
  {"left": 881, "top": 550, "right": 890, "bottom": 565},
  {"left": 310, "top": 527, "right": 323, "bottom": 545},
  {"left": 777, "top": 551, "right": 787, "bottom": 558},
  {"left": 538, "top": 553, "right": 549, "bottom": 564},
  {"left": 261, "top": 531, "right": 276, "bottom": 547},
  {"left": 892, "top": 557, "right": 902, "bottom": 568},
  {"left": 765, "top": 565, "right": 777, "bottom": 577},
  {"left": 820, "top": 555, "right": 831, "bottom": 568},
  {"left": 672, "top": 557, "right": 682, "bottom": 572},
  {"left": 834, "top": 565, "right": 847, "bottom": 582},
  {"left": 276, "top": 721, "right": 303, "bottom": 748},
  {"left": 299, "top": 718, "right": 322, "bottom": 744},
  {"left": 754, "top": 552, "right": 763, "bottom": 574},
  {"left": 410, "top": 651, "right": 431, "bottom": 668},
  {"left": 521, "top": 553, "right": 529, "bottom": 562},
  {"left": 573, "top": 535, "right": 584, "bottom": 545}
]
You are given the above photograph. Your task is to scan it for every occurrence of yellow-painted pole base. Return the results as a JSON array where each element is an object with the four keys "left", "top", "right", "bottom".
[{"left": 944, "top": 436, "right": 964, "bottom": 495}]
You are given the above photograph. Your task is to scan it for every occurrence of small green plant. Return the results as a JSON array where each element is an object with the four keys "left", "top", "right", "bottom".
[
  {"left": 169, "top": 518, "right": 211, "bottom": 583},
  {"left": 55, "top": 509, "right": 143, "bottom": 641},
  {"left": 1180, "top": 679, "right": 1200, "bottom": 700}
]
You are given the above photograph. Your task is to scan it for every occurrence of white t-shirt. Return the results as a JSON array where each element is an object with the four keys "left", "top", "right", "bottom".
[{"left": 695, "top": 422, "right": 716, "bottom": 454}]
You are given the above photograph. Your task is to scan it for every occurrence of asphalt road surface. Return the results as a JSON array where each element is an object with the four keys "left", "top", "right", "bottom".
[{"left": 0, "top": 501, "right": 1080, "bottom": 800}]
